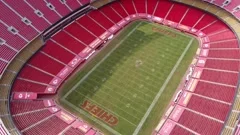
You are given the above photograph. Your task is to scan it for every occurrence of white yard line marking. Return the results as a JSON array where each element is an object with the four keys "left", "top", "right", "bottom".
[
  {"left": 93, "top": 69, "right": 156, "bottom": 99},
  {"left": 63, "top": 22, "right": 143, "bottom": 99},
  {"left": 62, "top": 22, "right": 143, "bottom": 135},
  {"left": 133, "top": 38, "right": 194, "bottom": 135},
  {"left": 83, "top": 79, "right": 152, "bottom": 109}
]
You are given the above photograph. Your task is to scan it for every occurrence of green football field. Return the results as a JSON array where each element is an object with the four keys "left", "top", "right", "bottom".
[{"left": 60, "top": 21, "right": 198, "bottom": 135}]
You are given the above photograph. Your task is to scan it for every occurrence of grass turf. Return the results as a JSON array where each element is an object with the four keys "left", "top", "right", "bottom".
[{"left": 59, "top": 21, "right": 198, "bottom": 135}]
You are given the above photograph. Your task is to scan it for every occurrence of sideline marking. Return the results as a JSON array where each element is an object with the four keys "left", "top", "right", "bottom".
[{"left": 133, "top": 38, "right": 194, "bottom": 135}]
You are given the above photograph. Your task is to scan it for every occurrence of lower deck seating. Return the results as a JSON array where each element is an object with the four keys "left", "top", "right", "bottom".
[
  {"left": 166, "top": 4, "right": 188, "bottom": 23},
  {"left": 194, "top": 81, "right": 236, "bottom": 103},
  {"left": 178, "top": 110, "right": 223, "bottom": 135},
  {"left": 204, "top": 59, "right": 240, "bottom": 71},
  {"left": 52, "top": 31, "right": 87, "bottom": 54},
  {"left": 209, "top": 40, "right": 239, "bottom": 48},
  {"left": 23, "top": 116, "right": 68, "bottom": 135},
  {"left": 77, "top": 15, "right": 106, "bottom": 37},
  {"left": 200, "top": 69, "right": 238, "bottom": 86},
  {"left": 201, "top": 21, "right": 229, "bottom": 35},
  {"left": 154, "top": 1, "right": 173, "bottom": 18},
  {"left": 207, "top": 49, "right": 240, "bottom": 59},
  {"left": 194, "top": 14, "right": 217, "bottom": 30},
  {"left": 12, "top": 79, "right": 47, "bottom": 93},
  {"left": 146, "top": 0, "right": 158, "bottom": 15},
  {"left": 120, "top": 0, "right": 136, "bottom": 15},
  {"left": 186, "top": 95, "right": 230, "bottom": 121},
  {"left": 88, "top": 10, "right": 115, "bottom": 30},
  {"left": 133, "top": 0, "right": 146, "bottom": 13},
  {"left": 18, "top": 65, "right": 53, "bottom": 84},
  {"left": 10, "top": 100, "right": 46, "bottom": 115},
  {"left": 41, "top": 40, "right": 75, "bottom": 64},
  {"left": 64, "top": 22, "right": 96, "bottom": 45},
  {"left": 180, "top": 8, "right": 204, "bottom": 27},
  {"left": 99, "top": 5, "right": 122, "bottom": 23},
  {"left": 110, "top": 1, "right": 128, "bottom": 18},
  {"left": 208, "top": 30, "right": 236, "bottom": 42},
  {"left": 28, "top": 52, "right": 65, "bottom": 75},
  {"left": 13, "top": 109, "right": 52, "bottom": 130}
]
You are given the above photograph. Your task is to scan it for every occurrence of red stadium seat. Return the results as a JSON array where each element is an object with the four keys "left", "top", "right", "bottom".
[
  {"left": 42, "top": 40, "right": 75, "bottom": 64},
  {"left": 64, "top": 22, "right": 97, "bottom": 45},
  {"left": 200, "top": 69, "right": 238, "bottom": 86},
  {"left": 0, "top": 45, "right": 16, "bottom": 61},
  {"left": 120, "top": 0, "right": 136, "bottom": 15},
  {"left": 28, "top": 52, "right": 65, "bottom": 75},
  {"left": 13, "top": 109, "right": 52, "bottom": 130},
  {"left": 180, "top": 8, "right": 205, "bottom": 27},
  {"left": 204, "top": 59, "right": 240, "bottom": 71},
  {"left": 133, "top": 0, "right": 146, "bottom": 13},
  {"left": 23, "top": 116, "right": 68, "bottom": 135},
  {"left": 88, "top": 10, "right": 115, "bottom": 30},
  {"left": 147, "top": 0, "right": 158, "bottom": 15},
  {"left": 186, "top": 95, "right": 230, "bottom": 121},
  {"left": 110, "top": 1, "right": 129, "bottom": 18},
  {"left": 99, "top": 5, "right": 123, "bottom": 23},
  {"left": 77, "top": 15, "right": 106, "bottom": 37},
  {"left": 52, "top": 31, "right": 88, "bottom": 54},
  {"left": 10, "top": 100, "right": 46, "bottom": 115},
  {"left": 154, "top": 1, "right": 173, "bottom": 18},
  {"left": 25, "top": 0, "right": 60, "bottom": 24},
  {"left": 4, "top": 0, "right": 50, "bottom": 31},
  {"left": 0, "top": 3, "right": 38, "bottom": 40},
  {"left": 178, "top": 110, "right": 223, "bottom": 135},
  {"left": 12, "top": 79, "right": 47, "bottom": 93},
  {"left": 209, "top": 40, "right": 239, "bottom": 48},
  {"left": 166, "top": 4, "right": 189, "bottom": 23},
  {"left": 193, "top": 14, "right": 216, "bottom": 30},
  {"left": 194, "top": 81, "right": 236, "bottom": 103},
  {"left": 207, "top": 49, "right": 240, "bottom": 59}
]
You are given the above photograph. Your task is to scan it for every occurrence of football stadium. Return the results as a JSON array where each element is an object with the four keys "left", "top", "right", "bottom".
[{"left": 1, "top": 0, "right": 240, "bottom": 135}]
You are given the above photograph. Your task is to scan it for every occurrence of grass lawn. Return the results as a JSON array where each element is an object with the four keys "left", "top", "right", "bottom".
[{"left": 59, "top": 21, "right": 198, "bottom": 135}]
